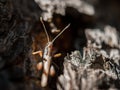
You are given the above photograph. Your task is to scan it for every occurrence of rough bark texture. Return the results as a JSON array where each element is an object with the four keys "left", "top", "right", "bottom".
[{"left": 0, "top": 0, "right": 120, "bottom": 90}]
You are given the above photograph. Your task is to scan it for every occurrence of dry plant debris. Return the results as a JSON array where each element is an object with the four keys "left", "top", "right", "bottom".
[
  {"left": 57, "top": 25, "right": 120, "bottom": 90},
  {"left": 57, "top": 49, "right": 120, "bottom": 90},
  {"left": 35, "top": 0, "right": 95, "bottom": 21}
]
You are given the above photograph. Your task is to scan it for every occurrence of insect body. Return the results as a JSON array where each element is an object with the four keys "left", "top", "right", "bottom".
[
  {"left": 41, "top": 42, "right": 53, "bottom": 87},
  {"left": 32, "top": 17, "right": 70, "bottom": 87}
]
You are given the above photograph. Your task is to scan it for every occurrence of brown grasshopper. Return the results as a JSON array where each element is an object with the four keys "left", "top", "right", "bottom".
[{"left": 32, "top": 17, "right": 70, "bottom": 87}]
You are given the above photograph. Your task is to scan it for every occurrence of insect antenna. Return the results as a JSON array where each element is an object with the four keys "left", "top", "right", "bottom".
[
  {"left": 51, "top": 24, "right": 70, "bottom": 43},
  {"left": 40, "top": 17, "right": 50, "bottom": 42}
]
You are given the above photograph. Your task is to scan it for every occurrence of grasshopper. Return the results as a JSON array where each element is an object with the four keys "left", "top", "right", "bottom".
[{"left": 32, "top": 17, "right": 70, "bottom": 87}]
